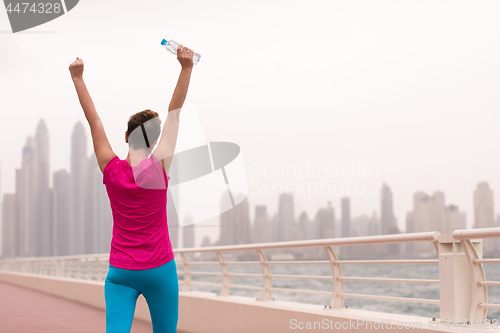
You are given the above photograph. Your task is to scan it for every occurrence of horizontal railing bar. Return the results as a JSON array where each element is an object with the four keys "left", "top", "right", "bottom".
[
  {"left": 338, "top": 277, "right": 439, "bottom": 284},
  {"left": 218, "top": 261, "right": 260, "bottom": 265},
  {"left": 173, "top": 232, "right": 441, "bottom": 253},
  {"left": 475, "top": 259, "right": 500, "bottom": 264},
  {"left": 453, "top": 227, "right": 500, "bottom": 240},
  {"left": 0, "top": 253, "right": 110, "bottom": 262},
  {"left": 228, "top": 273, "right": 262, "bottom": 278},
  {"left": 188, "top": 281, "right": 221, "bottom": 287},
  {"left": 478, "top": 281, "right": 500, "bottom": 287},
  {"left": 339, "top": 293, "right": 439, "bottom": 304},
  {"left": 228, "top": 284, "right": 263, "bottom": 290},
  {"left": 334, "top": 260, "right": 439, "bottom": 264},
  {"left": 265, "top": 261, "right": 329, "bottom": 265},
  {"left": 175, "top": 261, "right": 220, "bottom": 265},
  {"left": 270, "top": 287, "right": 333, "bottom": 296},
  {"left": 271, "top": 274, "right": 333, "bottom": 280},
  {"left": 186, "top": 271, "right": 222, "bottom": 276},
  {"left": 479, "top": 303, "right": 500, "bottom": 309}
]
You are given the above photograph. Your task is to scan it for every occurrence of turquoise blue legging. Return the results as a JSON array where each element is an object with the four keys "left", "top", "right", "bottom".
[{"left": 104, "top": 258, "right": 179, "bottom": 333}]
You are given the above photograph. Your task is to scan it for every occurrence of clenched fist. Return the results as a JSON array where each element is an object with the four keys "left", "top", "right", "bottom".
[
  {"left": 176, "top": 44, "right": 194, "bottom": 70},
  {"left": 69, "top": 57, "right": 84, "bottom": 80}
]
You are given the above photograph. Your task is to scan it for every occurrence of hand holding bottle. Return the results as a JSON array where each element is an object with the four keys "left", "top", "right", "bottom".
[
  {"left": 176, "top": 44, "right": 194, "bottom": 70},
  {"left": 161, "top": 39, "right": 201, "bottom": 65}
]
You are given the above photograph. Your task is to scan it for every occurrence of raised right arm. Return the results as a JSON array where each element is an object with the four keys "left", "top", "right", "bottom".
[{"left": 153, "top": 45, "right": 194, "bottom": 175}]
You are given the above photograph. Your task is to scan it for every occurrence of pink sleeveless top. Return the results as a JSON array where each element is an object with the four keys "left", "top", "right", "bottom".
[{"left": 103, "top": 154, "right": 175, "bottom": 270}]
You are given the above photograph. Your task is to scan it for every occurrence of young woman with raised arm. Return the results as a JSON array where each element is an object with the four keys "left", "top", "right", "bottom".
[{"left": 69, "top": 44, "right": 194, "bottom": 333}]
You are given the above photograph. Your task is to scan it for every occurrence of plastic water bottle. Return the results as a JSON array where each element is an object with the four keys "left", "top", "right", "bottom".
[{"left": 161, "top": 39, "right": 201, "bottom": 65}]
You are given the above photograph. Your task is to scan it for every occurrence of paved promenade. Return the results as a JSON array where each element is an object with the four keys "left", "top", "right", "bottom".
[{"left": 0, "top": 281, "right": 184, "bottom": 333}]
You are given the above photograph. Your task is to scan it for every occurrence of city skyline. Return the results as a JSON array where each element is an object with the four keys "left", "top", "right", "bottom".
[{"left": 1, "top": 118, "right": 500, "bottom": 256}]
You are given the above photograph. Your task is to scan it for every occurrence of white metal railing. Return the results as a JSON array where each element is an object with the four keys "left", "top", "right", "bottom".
[
  {"left": 4, "top": 228, "right": 500, "bottom": 323},
  {"left": 0, "top": 232, "right": 441, "bottom": 311},
  {"left": 452, "top": 227, "right": 500, "bottom": 323}
]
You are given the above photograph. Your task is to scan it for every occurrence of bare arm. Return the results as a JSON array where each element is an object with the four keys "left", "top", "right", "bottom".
[
  {"left": 153, "top": 45, "right": 194, "bottom": 175},
  {"left": 69, "top": 58, "right": 116, "bottom": 172}
]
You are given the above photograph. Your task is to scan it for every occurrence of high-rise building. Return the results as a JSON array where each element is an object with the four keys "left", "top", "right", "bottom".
[
  {"left": 459, "top": 212, "right": 467, "bottom": 229},
  {"left": 409, "top": 191, "right": 460, "bottom": 254},
  {"left": 474, "top": 182, "right": 495, "bottom": 253},
  {"left": 2, "top": 194, "right": 17, "bottom": 258},
  {"left": 17, "top": 137, "right": 38, "bottom": 257},
  {"left": 35, "top": 120, "right": 52, "bottom": 256},
  {"left": 341, "top": 197, "right": 350, "bottom": 237},
  {"left": 217, "top": 195, "right": 250, "bottom": 245},
  {"left": 182, "top": 216, "right": 195, "bottom": 249},
  {"left": 217, "top": 193, "right": 233, "bottom": 246},
  {"left": 167, "top": 157, "right": 180, "bottom": 250},
  {"left": 381, "top": 183, "right": 396, "bottom": 235},
  {"left": 278, "top": 193, "right": 294, "bottom": 242},
  {"left": 314, "top": 201, "right": 335, "bottom": 239},
  {"left": 53, "top": 170, "right": 71, "bottom": 256},
  {"left": 254, "top": 205, "right": 268, "bottom": 243},
  {"left": 233, "top": 196, "right": 250, "bottom": 245},
  {"left": 70, "top": 122, "right": 87, "bottom": 255},
  {"left": 352, "top": 214, "right": 369, "bottom": 237},
  {"left": 87, "top": 154, "right": 112, "bottom": 254},
  {"left": 474, "top": 182, "right": 494, "bottom": 228},
  {"left": 299, "top": 211, "right": 313, "bottom": 240},
  {"left": 166, "top": 188, "right": 179, "bottom": 249},
  {"left": 367, "top": 211, "right": 379, "bottom": 237}
]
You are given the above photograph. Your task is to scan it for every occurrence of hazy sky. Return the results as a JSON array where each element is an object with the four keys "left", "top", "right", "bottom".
[{"left": 1, "top": 0, "right": 500, "bottom": 248}]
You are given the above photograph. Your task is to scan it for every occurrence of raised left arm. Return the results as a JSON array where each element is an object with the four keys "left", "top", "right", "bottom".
[{"left": 69, "top": 58, "right": 116, "bottom": 172}]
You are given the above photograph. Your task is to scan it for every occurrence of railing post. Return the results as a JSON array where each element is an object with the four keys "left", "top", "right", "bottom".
[
  {"left": 85, "top": 257, "right": 92, "bottom": 281},
  {"left": 179, "top": 253, "right": 191, "bottom": 292},
  {"left": 325, "top": 246, "right": 344, "bottom": 308},
  {"left": 66, "top": 259, "right": 71, "bottom": 278},
  {"left": 439, "top": 234, "right": 486, "bottom": 323},
  {"left": 56, "top": 259, "right": 62, "bottom": 277},
  {"left": 460, "top": 239, "right": 487, "bottom": 323},
  {"left": 256, "top": 249, "right": 272, "bottom": 301},
  {"left": 76, "top": 259, "right": 81, "bottom": 279},
  {"left": 96, "top": 257, "right": 103, "bottom": 281},
  {"left": 217, "top": 251, "right": 230, "bottom": 296}
]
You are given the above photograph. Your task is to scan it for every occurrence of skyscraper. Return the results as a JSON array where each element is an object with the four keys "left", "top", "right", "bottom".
[
  {"left": 167, "top": 188, "right": 179, "bottom": 249},
  {"left": 2, "top": 194, "right": 17, "bottom": 258},
  {"left": 87, "top": 154, "right": 113, "bottom": 254},
  {"left": 474, "top": 182, "right": 494, "bottom": 228},
  {"left": 53, "top": 170, "right": 71, "bottom": 256},
  {"left": 314, "top": 201, "right": 335, "bottom": 239},
  {"left": 341, "top": 197, "right": 350, "bottom": 237},
  {"left": 35, "top": 119, "right": 52, "bottom": 257},
  {"left": 474, "top": 182, "right": 495, "bottom": 253},
  {"left": 380, "top": 183, "right": 396, "bottom": 235},
  {"left": 217, "top": 193, "right": 234, "bottom": 246},
  {"left": 182, "top": 215, "right": 195, "bottom": 248},
  {"left": 17, "top": 137, "right": 38, "bottom": 257},
  {"left": 166, "top": 157, "right": 180, "bottom": 249},
  {"left": 459, "top": 212, "right": 467, "bottom": 230},
  {"left": 299, "top": 211, "right": 313, "bottom": 240},
  {"left": 70, "top": 122, "right": 87, "bottom": 255},
  {"left": 409, "top": 191, "right": 460, "bottom": 254},
  {"left": 254, "top": 205, "right": 268, "bottom": 243},
  {"left": 278, "top": 193, "right": 294, "bottom": 242},
  {"left": 233, "top": 196, "right": 250, "bottom": 245}
]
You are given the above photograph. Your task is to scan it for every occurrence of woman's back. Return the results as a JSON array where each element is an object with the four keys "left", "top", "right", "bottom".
[{"left": 103, "top": 154, "right": 174, "bottom": 270}]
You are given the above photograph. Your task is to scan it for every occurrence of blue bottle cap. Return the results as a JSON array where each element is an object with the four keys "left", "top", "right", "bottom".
[{"left": 161, "top": 39, "right": 167, "bottom": 46}]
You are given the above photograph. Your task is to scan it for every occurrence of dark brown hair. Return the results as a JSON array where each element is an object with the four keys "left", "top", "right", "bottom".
[{"left": 126, "top": 109, "right": 161, "bottom": 149}]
